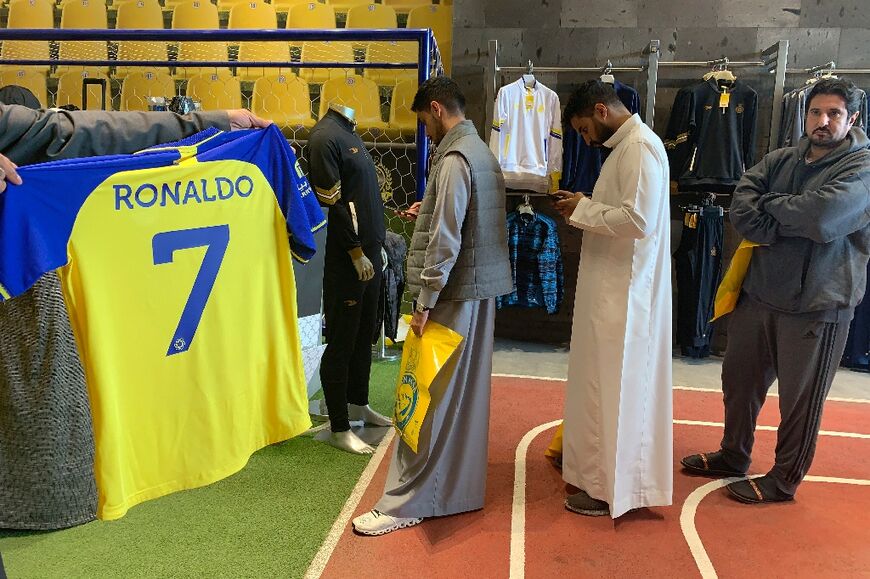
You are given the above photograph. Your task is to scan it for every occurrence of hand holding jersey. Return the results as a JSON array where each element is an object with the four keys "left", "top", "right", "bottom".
[
  {"left": 226, "top": 109, "right": 271, "bottom": 130},
  {"left": 0, "top": 153, "right": 21, "bottom": 193}
]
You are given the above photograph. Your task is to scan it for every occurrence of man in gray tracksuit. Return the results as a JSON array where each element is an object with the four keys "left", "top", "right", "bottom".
[{"left": 682, "top": 77, "right": 870, "bottom": 504}]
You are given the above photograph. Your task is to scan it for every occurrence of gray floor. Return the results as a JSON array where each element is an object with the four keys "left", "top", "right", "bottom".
[{"left": 492, "top": 338, "right": 870, "bottom": 401}]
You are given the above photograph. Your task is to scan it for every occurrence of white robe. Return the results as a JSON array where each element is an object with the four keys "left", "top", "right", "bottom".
[{"left": 562, "top": 114, "right": 673, "bottom": 518}]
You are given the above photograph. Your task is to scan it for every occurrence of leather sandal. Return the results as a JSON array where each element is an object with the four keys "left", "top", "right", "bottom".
[
  {"left": 726, "top": 475, "right": 794, "bottom": 504},
  {"left": 681, "top": 451, "right": 746, "bottom": 478}
]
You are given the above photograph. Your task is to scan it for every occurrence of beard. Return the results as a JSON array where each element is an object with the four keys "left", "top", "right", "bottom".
[
  {"left": 809, "top": 127, "right": 838, "bottom": 148},
  {"left": 589, "top": 119, "right": 616, "bottom": 147}
]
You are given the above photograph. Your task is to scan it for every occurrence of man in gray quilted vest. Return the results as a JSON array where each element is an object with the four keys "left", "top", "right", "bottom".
[{"left": 353, "top": 76, "right": 513, "bottom": 536}]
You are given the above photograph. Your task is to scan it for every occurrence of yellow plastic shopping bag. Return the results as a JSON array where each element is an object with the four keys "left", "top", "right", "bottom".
[
  {"left": 711, "top": 239, "right": 761, "bottom": 322},
  {"left": 393, "top": 316, "right": 463, "bottom": 453},
  {"left": 545, "top": 422, "right": 563, "bottom": 460}
]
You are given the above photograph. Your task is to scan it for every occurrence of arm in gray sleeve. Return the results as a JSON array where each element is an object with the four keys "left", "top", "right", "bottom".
[
  {"left": 730, "top": 155, "right": 781, "bottom": 244},
  {"left": 762, "top": 154, "right": 870, "bottom": 244},
  {"left": 417, "top": 152, "right": 470, "bottom": 309},
  {"left": 0, "top": 103, "right": 230, "bottom": 164}
]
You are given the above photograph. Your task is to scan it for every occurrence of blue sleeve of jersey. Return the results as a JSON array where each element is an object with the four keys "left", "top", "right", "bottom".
[{"left": 0, "top": 152, "right": 177, "bottom": 301}]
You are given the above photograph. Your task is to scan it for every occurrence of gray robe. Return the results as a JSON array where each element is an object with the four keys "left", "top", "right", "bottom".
[
  {"left": 0, "top": 105, "right": 229, "bottom": 529},
  {"left": 376, "top": 154, "right": 495, "bottom": 518}
]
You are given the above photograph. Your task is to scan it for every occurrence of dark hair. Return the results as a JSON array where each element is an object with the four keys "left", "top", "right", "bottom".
[
  {"left": 0, "top": 85, "right": 40, "bottom": 110},
  {"left": 806, "top": 77, "right": 863, "bottom": 116},
  {"left": 411, "top": 76, "right": 466, "bottom": 114},
  {"left": 562, "top": 80, "right": 625, "bottom": 125}
]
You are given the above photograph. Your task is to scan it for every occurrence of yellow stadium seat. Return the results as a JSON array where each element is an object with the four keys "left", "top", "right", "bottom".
[
  {"left": 0, "top": 67, "right": 48, "bottom": 108},
  {"left": 162, "top": 0, "right": 193, "bottom": 8},
  {"left": 381, "top": 0, "right": 432, "bottom": 14},
  {"left": 298, "top": 41, "right": 355, "bottom": 84},
  {"left": 286, "top": 2, "right": 335, "bottom": 29},
  {"left": 227, "top": 1, "right": 277, "bottom": 29},
  {"left": 363, "top": 41, "right": 417, "bottom": 86},
  {"left": 115, "top": 42, "right": 169, "bottom": 78},
  {"left": 59, "top": 0, "right": 109, "bottom": 74},
  {"left": 216, "top": 0, "right": 246, "bottom": 12},
  {"left": 345, "top": 4, "right": 397, "bottom": 29},
  {"left": 251, "top": 74, "right": 315, "bottom": 136},
  {"left": 120, "top": 70, "right": 176, "bottom": 111},
  {"left": 60, "top": 0, "right": 107, "bottom": 28},
  {"left": 185, "top": 72, "right": 242, "bottom": 110},
  {"left": 171, "top": 0, "right": 219, "bottom": 29},
  {"left": 115, "top": 0, "right": 163, "bottom": 29},
  {"left": 407, "top": 4, "right": 451, "bottom": 74},
  {"left": 6, "top": 0, "right": 54, "bottom": 29},
  {"left": 175, "top": 42, "right": 231, "bottom": 80},
  {"left": 325, "top": 0, "right": 369, "bottom": 14},
  {"left": 318, "top": 75, "right": 387, "bottom": 137},
  {"left": 387, "top": 78, "right": 417, "bottom": 141},
  {"left": 271, "top": 0, "right": 313, "bottom": 14},
  {"left": 0, "top": 41, "right": 51, "bottom": 75},
  {"left": 55, "top": 69, "right": 111, "bottom": 110},
  {"left": 236, "top": 42, "right": 291, "bottom": 82}
]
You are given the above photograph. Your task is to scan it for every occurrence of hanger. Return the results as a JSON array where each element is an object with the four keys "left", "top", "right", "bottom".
[
  {"left": 517, "top": 193, "right": 535, "bottom": 216},
  {"left": 522, "top": 59, "right": 536, "bottom": 89},
  {"left": 600, "top": 60, "right": 615, "bottom": 84},
  {"left": 703, "top": 58, "right": 736, "bottom": 87}
]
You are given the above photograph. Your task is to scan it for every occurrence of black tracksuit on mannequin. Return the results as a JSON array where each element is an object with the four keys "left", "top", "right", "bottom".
[{"left": 308, "top": 109, "right": 386, "bottom": 433}]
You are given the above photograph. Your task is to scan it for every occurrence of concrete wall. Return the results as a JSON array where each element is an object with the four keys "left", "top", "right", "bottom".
[{"left": 454, "top": 0, "right": 870, "bottom": 153}]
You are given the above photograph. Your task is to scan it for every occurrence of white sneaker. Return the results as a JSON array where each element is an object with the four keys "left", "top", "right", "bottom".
[{"left": 352, "top": 510, "right": 423, "bottom": 536}]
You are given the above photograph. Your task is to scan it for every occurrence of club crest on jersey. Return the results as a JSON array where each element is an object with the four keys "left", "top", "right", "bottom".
[{"left": 113, "top": 175, "right": 255, "bottom": 211}]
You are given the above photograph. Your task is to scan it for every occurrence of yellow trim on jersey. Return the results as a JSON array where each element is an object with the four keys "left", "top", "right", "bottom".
[
  {"left": 315, "top": 182, "right": 342, "bottom": 206},
  {"left": 137, "top": 131, "right": 225, "bottom": 157},
  {"left": 290, "top": 248, "right": 310, "bottom": 263},
  {"left": 311, "top": 218, "right": 328, "bottom": 232},
  {"left": 503, "top": 134, "right": 511, "bottom": 158},
  {"left": 549, "top": 129, "right": 563, "bottom": 140},
  {"left": 0, "top": 282, "right": 10, "bottom": 301}
]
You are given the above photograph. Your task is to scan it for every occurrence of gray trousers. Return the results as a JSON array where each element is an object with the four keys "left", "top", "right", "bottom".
[{"left": 720, "top": 295, "right": 852, "bottom": 495}]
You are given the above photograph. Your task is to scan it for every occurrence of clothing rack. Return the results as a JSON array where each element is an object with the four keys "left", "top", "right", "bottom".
[
  {"left": 485, "top": 39, "right": 790, "bottom": 148},
  {"left": 484, "top": 38, "right": 649, "bottom": 143}
]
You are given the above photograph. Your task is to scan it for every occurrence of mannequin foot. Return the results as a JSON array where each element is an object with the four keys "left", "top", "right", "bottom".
[
  {"left": 328, "top": 429, "right": 375, "bottom": 455},
  {"left": 348, "top": 404, "right": 393, "bottom": 427}
]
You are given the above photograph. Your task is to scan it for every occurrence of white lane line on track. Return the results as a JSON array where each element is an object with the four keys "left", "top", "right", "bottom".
[
  {"left": 681, "top": 475, "right": 870, "bottom": 579},
  {"left": 512, "top": 417, "right": 870, "bottom": 579},
  {"left": 303, "top": 428, "right": 396, "bottom": 579},
  {"left": 510, "top": 420, "right": 562, "bottom": 579},
  {"left": 674, "top": 419, "right": 870, "bottom": 439},
  {"left": 490, "top": 373, "right": 870, "bottom": 404}
]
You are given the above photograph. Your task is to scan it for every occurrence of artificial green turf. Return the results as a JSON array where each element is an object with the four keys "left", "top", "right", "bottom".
[{"left": 0, "top": 360, "right": 400, "bottom": 579}]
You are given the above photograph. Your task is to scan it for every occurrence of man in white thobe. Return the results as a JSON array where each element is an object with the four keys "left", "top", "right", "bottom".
[{"left": 553, "top": 80, "right": 673, "bottom": 518}]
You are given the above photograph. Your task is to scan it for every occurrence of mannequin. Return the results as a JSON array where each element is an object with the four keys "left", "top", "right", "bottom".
[{"left": 308, "top": 101, "right": 391, "bottom": 455}]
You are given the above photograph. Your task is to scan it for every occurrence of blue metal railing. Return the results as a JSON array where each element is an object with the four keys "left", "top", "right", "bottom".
[{"left": 0, "top": 27, "right": 435, "bottom": 198}]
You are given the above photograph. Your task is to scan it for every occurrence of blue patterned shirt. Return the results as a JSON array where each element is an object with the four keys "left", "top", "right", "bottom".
[{"left": 497, "top": 210, "right": 564, "bottom": 314}]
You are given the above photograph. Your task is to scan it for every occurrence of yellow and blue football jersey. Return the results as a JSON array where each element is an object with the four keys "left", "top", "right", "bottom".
[{"left": 0, "top": 126, "right": 325, "bottom": 520}]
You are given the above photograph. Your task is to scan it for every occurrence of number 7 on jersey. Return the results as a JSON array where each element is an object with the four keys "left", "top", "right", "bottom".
[{"left": 152, "top": 225, "right": 230, "bottom": 356}]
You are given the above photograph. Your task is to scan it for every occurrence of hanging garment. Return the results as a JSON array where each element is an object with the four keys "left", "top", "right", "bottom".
[
  {"left": 779, "top": 82, "right": 869, "bottom": 149},
  {"left": 497, "top": 209, "right": 564, "bottom": 314},
  {"left": 0, "top": 126, "right": 324, "bottom": 520},
  {"left": 674, "top": 205, "right": 724, "bottom": 358},
  {"left": 664, "top": 79, "right": 758, "bottom": 192},
  {"left": 560, "top": 80, "right": 640, "bottom": 194},
  {"left": 562, "top": 114, "right": 673, "bottom": 518},
  {"left": 380, "top": 231, "right": 407, "bottom": 341},
  {"left": 842, "top": 259, "right": 870, "bottom": 371},
  {"left": 490, "top": 78, "right": 562, "bottom": 193}
]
